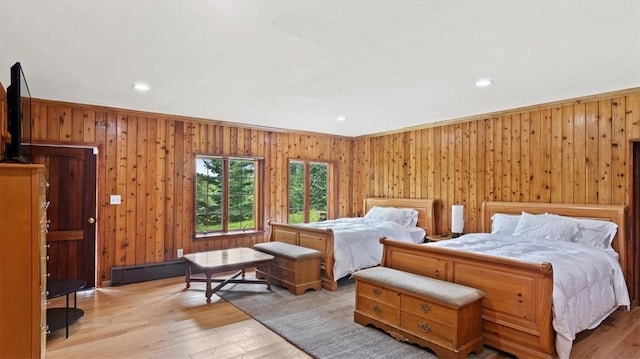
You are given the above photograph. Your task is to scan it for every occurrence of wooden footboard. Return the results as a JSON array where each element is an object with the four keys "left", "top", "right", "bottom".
[
  {"left": 267, "top": 222, "right": 338, "bottom": 291},
  {"left": 379, "top": 237, "right": 555, "bottom": 359}
]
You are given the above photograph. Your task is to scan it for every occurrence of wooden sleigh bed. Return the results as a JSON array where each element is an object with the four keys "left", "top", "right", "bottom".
[
  {"left": 378, "top": 201, "right": 629, "bottom": 359},
  {"left": 267, "top": 197, "right": 437, "bottom": 291}
]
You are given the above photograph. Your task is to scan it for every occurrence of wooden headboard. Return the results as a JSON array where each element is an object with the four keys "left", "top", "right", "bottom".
[
  {"left": 481, "top": 201, "right": 629, "bottom": 284},
  {"left": 363, "top": 197, "right": 437, "bottom": 236}
]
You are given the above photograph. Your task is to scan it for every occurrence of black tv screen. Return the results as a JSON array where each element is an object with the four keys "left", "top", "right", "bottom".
[{"left": 5, "top": 62, "right": 30, "bottom": 163}]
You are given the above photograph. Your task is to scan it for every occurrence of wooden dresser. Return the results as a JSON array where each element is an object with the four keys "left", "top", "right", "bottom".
[{"left": 0, "top": 163, "right": 48, "bottom": 358}]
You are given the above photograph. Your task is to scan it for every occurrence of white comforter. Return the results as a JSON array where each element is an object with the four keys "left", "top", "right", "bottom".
[
  {"left": 428, "top": 233, "right": 630, "bottom": 358},
  {"left": 303, "top": 218, "right": 420, "bottom": 280}
]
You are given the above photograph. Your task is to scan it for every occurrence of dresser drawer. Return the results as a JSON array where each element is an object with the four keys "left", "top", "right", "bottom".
[
  {"left": 401, "top": 294, "right": 455, "bottom": 326},
  {"left": 357, "top": 280, "right": 400, "bottom": 306},
  {"left": 357, "top": 295, "right": 399, "bottom": 325},
  {"left": 274, "top": 256, "right": 297, "bottom": 270},
  {"left": 400, "top": 310, "right": 454, "bottom": 347},
  {"left": 274, "top": 266, "right": 297, "bottom": 283}
]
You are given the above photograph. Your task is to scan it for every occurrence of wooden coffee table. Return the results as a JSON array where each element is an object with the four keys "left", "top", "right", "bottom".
[{"left": 183, "top": 247, "right": 274, "bottom": 303}]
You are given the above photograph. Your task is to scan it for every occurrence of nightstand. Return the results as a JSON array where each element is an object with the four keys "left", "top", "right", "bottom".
[{"left": 425, "top": 233, "right": 453, "bottom": 242}]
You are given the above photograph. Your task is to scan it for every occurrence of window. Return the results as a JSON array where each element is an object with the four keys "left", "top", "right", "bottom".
[
  {"left": 195, "top": 155, "right": 262, "bottom": 236},
  {"left": 288, "top": 160, "right": 334, "bottom": 224}
]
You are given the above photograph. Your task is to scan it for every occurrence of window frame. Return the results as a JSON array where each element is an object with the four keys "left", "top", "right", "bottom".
[
  {"left": 287, "top": 159, "right": 337, "bottom": 224},
  {"left": 194, "top": 154, "right": 264, "bottom": 239}
]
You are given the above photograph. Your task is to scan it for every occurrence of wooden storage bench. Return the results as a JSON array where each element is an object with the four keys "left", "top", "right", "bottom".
[
  {"left": 353, "top": 266, "right": 485, "bottom": 358},
  {"left": 253, "top": 242, "right": 322, "bottom": 295}
]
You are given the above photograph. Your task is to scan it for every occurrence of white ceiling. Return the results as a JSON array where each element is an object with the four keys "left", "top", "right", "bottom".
[{"left": 1, "top": 1, "right": 639, "bottom": 137}]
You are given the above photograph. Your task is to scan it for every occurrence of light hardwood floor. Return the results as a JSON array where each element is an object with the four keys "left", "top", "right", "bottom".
[{"left": 46, "top": 276, "right": 640, "bottom": 359}]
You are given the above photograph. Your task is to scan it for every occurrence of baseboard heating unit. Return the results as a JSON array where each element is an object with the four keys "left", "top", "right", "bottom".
[{"left": 110, "top": 260, "right": 187, "bottom": 286}]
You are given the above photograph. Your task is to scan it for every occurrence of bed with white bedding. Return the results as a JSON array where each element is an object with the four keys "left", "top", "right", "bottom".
[
  {"left": 267, "top": 197, "right": 436, "bottom": 291},
  {"left": 377, "top": 201, "right": 630, "bottom": 359},
  {"left": 431, "top": 233, "right": 629, "bottom": 359},
  {"left": 303, "top": 217, "right": 425, "bottom": 281}
]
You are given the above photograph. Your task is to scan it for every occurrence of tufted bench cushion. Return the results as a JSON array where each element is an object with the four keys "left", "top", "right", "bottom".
[
  {"left": 353, "top": 266, "right": 484, "bottom": 308},
  {"left": 254, "top": 241, "right": 322, "bottom": 260}
]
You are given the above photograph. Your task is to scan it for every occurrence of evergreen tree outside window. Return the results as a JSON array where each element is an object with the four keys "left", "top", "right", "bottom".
[
  {"left": 195, "top": 156, "right": 261, "bottom": 235},
  {"left": 288, "top": 160, "right": 333, "bottom": 224}
]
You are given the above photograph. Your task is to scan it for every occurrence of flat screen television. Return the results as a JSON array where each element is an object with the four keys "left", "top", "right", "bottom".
[{"left": 4, "top": 61, "right": 31, "bottom": 163}]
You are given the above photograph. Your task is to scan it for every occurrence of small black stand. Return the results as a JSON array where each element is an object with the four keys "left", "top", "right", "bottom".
[{"left": 46, "top": 278, "right": 87, "bottom": 338}]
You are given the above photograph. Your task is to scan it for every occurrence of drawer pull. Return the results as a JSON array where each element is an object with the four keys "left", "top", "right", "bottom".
[
  {"left": 278, "top": 258, "right": 288, "bottom": 266},
  {"left": 418, "top": 322, "right": 432, "bottom": 333},
  {"left": 372, "top": 288, "right": 381, "bottom": 296},
  {"left": 372, "top": 305, "right": 381, "bottom": 314},
  {"left": 281, "top": 271, "right": 288, "bottom": 278},
  {"left": 420, "top": 303, "right": 431, "bottom": 313}
]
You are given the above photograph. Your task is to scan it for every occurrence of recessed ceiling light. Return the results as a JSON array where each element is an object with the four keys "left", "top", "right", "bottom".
[
  {"left": 475, "top": 79, "right": 493, "bottom": 87},
  {"left": 336, "top": 116, "right": 347, "bottom": 121},
  {"left": 132, "top": 82, "right": 151, "bottom": 92}
]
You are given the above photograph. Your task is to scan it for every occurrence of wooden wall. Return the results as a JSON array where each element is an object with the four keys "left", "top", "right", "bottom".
[
  {"left": 352, "top": 89, "right": 640, "bottom": 235},
  {"left": 16, "top": 99, "right": 353, "bottom": 284},
  {"left": 2, "top": 84, "right": 639, "bottom": 288}
]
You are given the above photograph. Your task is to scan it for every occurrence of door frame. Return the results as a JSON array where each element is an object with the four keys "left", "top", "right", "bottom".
[
  {"left": 628, "top": 139, "right": 640, "bottom": 306},
  {"left": 25, "top": 142, "right": 100, "bottom": 287}
]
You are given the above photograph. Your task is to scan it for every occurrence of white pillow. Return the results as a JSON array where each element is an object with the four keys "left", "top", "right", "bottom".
[
  {"left": 364, "top": 206, "right": 418, "bottom": 227},
  {"left": 545, "top": 214, "right": 618, "bottom": 249},
  {"left": 513, "top": 212, "right": 580, "bottom": 241},
  {"left": 490, "top": 214, "right": 521, "bottom": 235}
]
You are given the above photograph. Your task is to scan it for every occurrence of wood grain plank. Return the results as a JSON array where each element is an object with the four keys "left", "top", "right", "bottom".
[
  {"left": 155, "top": 118, "right": 167, "bottom": 262},
  {"left": 164, "top": 120, "right": 176, "bottom": 261},
  {"left": 611, "top": 97, "right": 626, "bottom": 204},
  {"left": 425, "top": 128, "right": 435, "bottom": 200},
  {"left": 173, "top": 121, "right": 185, "bottom": 257},
  {"left": 573, "top": 103, "right": 586, "bottom": 203},
  {"left": 509, "top": 114, "right": 520, "bottom": 201},
  {"left": 136, "top": 117, "right": 148, "bottom": 265},
  {"left": 71, "top": 108, "right": 84, "bottom": 142},
  {"left": 182, "top": 122, "right": 194, "bottom": 255},
  {"left": 83, "top": 110, "right": 96, "bottom": 143},
  {"left": 529, "top": 110, "right": 541, "bottom": 202},
  {"left": 627, "top": 94, "right": 640, "bottom": 139},
  {"left": 484, "top": 118, "right": 495, "bottom": 201},
  {"left": 561, "top": 105, "right": 575, "bottom": 203},
  {"left": 550, "top": 106, "right": 563, "bottom": 202},
  {"left": 598, "top": 99, "right": 612, "bottom": 204},
  {"left": 125, "top": 115, "right": 138, "bottom": 266},
  {"left": 494, "top": 116, "right": 503, "bottom": 201},
  {"left": 114, "top": 114, "right": 128, "bottom": 267},
  {"left": 539, "top": 108, "right": 552, "bottom": 203},
  {"left": 32, "top": 103, "right": 47, "bottom": 140},
  {"left": 47, "top": 106, "right": 61, "bottom": 141},
  {"left": 446, "top": 125, "right": 455, "bottom": 231},
  {"left": 145, "top": 118, "right": 158, "bottom": 263},
  {"left": 59, "top": 106, "right": 72, "bottom": 141},
  {"left": 586, "top": 102, "right": 599, "bottom": 204},
  {"left": 520, "top": 112, "right": 531, "bottom": 202},
  {"left": 468, "top": 121, "right": 478, "bottom": 230}
]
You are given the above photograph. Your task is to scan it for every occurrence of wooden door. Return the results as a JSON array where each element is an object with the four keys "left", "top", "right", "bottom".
[{"left": 26, "top": 146, "right": 97, "bottom": 288}]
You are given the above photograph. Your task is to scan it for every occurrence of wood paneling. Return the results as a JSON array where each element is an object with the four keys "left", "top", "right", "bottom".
[
  {"left": 19, "top": 99, "right": 352, "bottom": 284},
  {"left": 353, "top": 91, "right": 640, "bottom": 237},
  {"left": 3, "top": 84, "right": 639, "bottom": 293}
]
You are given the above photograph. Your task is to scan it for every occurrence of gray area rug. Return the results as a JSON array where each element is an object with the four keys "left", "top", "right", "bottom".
[{"left": 218, "top": 276, "right": 498, "bottom": 359}]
